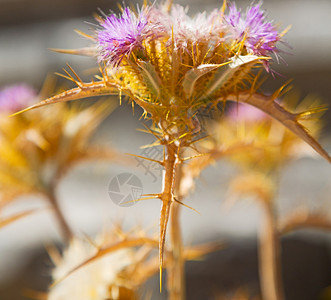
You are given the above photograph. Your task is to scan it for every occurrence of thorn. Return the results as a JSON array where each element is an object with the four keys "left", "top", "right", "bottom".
[
  {"left": 168, "top": 132, "right": 189, "bottom": 145},
  {"left": 74, "top": 29, "right": 95, "bottom": 40},
  {"left": 279, "top": 25, "right": 292, "bottom": 38},
  {"left": 165, "top": 0, "right": 173, "bottom": 13},
  {"left": 125, "top": 153, "right": 164, "bottom": 166},
  {"left": 296, "top": 106, "right": 328, "bottom": 121},
  {"left": 220, "top": 0, "right": 227, "bottom": 19},
  {"left": 82, "top": 233, "right": 99, "bottom": 250},
  {"left": 140, "top": 140, "right": 162, "bottom": 149},
  {"left": 271, "top": 79, "right": 293, "bottom": 100},
  {"left": 142, "top": 193, "right": 162, "bottom": 197},
  {"left": 49, "top": 47, "right": 96, "bottom": 56},
  {"left": 174, "top": 198, "right": 200, "bottom": 214},
  {"left": 182, "top": 153, "right": 207, "bottom": 162},
  {"left": 54, "top": 72, "right": 73, "bottom": 82},
  {"left": 66, "top": 63, "right": 84, "bottom": 85},
  {"left": 141, "top": 123, "right": 163, "bottom": 141},
  {"left": 120, "top": 195, "right": 159, "bottom": 205},
  {"left": 62, "top": 67, "right": 81, "bottom": 87}
]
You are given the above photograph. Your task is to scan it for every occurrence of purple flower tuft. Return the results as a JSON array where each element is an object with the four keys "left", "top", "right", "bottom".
[
  {"left": 0, "top": 84, "right": 37, "bottom": 113},
  {"left": 97, "top": 7, "right": 148, "bottom": 66},
  {"left": 225, "top": 3, "right": 280, "bottom": 57}
]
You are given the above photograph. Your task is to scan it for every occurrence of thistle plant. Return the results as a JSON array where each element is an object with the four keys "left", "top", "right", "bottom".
[
  {"left": 199, "top": 99, "right": 326, "bottom": 300},
  {"left": 0, "top": 83, "right": 117, "bottom": 239},
  {"left": 13, "top": 1, "right": 331, "bottom": 299}
]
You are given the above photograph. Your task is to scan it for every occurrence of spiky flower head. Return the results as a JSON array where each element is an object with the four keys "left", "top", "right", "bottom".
[
  {"left": 208, "top": 100, "right": 323, "bottom": 171},
  {"left": 48, "top": 228, "right": 160, "bottom": 300},
  {"left": 90, "top": 2, "right": 285, "bottom": 140},
  {"left": 225, "top": 3, "right": 280, "bottom": 57},
  {"left": 48, "top": 238, "right": 136, "bottom": 300},
  {"left": 23, "top": 2, "right": 288, "bottom": 142},
  {"left": 0, "top": 84, "right": 37, "bottom": 113},
  {"left": 97, "top": 7, "right": 149, "bottom": 66}
]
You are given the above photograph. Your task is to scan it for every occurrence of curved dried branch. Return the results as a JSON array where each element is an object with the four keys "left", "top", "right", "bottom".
[
  {"left": 279, "top": 211, "right": 331, "bottom": 234},
  {"left": 11, "top": 81, "right": 118, "bottom": 116}
]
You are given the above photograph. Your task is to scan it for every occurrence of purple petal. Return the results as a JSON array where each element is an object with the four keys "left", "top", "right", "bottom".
[
  {"left": 0, "top": 84, "right": 37, "bottom": 113},
  {"left": 97, "top": 7, "right": 148, "bottom": 66}
]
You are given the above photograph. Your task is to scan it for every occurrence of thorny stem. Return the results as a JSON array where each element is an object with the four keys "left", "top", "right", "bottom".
[
  {"left": 159, "top": 143, "right": 177, "bottom": 291},
  {"left": 258, "top": 201, "right": 285, "bottom": 300},
  {"left": 159, "top": 141, "right": 186, "bottom": 299},
  {"left": 45, "top": 185, "right": 73, "bottom": 242},
  {"left": 167, "top": 157, "right": 185, "bottom": 300}
]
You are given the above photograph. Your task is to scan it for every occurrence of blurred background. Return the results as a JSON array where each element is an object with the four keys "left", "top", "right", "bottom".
[{"left": 0, "top": 0, "right": 331, "bottom": 299}]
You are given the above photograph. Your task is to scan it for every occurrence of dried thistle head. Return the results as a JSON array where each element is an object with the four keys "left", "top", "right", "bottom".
[
  {"left": 48, "top": 227, "right": 159, "bottom": 300},
  {"left": 18, "top": 1, "right": 330, "bottom": 164},
  {"left": 92, "top": 1, "right": 283, "bottom": 137},
  {"left": 205, "top": 94, "right": 325, "bottom": 172},
  {"left": 180, "top": 93, "right": 326, "bottom": 202},
  {"left": 0, "top": 83, "right": 114, "bottom": 215},
  {"left": 21, "top": 1, "right": 290, "bottom": 146}
]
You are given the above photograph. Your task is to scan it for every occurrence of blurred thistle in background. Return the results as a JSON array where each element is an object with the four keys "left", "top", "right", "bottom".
[{"left": 0, "top": 81, "right": 118, "bottom": 237}]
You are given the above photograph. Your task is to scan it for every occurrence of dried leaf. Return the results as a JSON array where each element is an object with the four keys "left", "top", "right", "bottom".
[
  {"left": 201, "top": 55, "right": 264, "bottom": 100},
  {"left": 182, "top": 63, "right": 225, "bottom": 98}
]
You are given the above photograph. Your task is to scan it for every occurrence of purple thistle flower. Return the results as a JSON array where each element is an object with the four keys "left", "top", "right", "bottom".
[
  {"left": 225, "top": 3, "right": 280, "bottom": 57},
  {"left": 0, "top": 84, "right": 37, "bottom": 113},
  {"left": 97, "top": 7, "right": 148, "bottom": 66}
]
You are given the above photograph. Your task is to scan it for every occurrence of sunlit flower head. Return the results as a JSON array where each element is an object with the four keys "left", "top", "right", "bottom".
[
  {"left": 48, "top": 238, "right": 135, "bottom": 300},
  {"left": 225, "top": 3, "right": 280, "bottom": 57},
  {"left": 97, "top": 7, "right": 148, "bottom": 66},
  {"left": 0, "top": 84, "right": 37, "bottom": 113}
]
